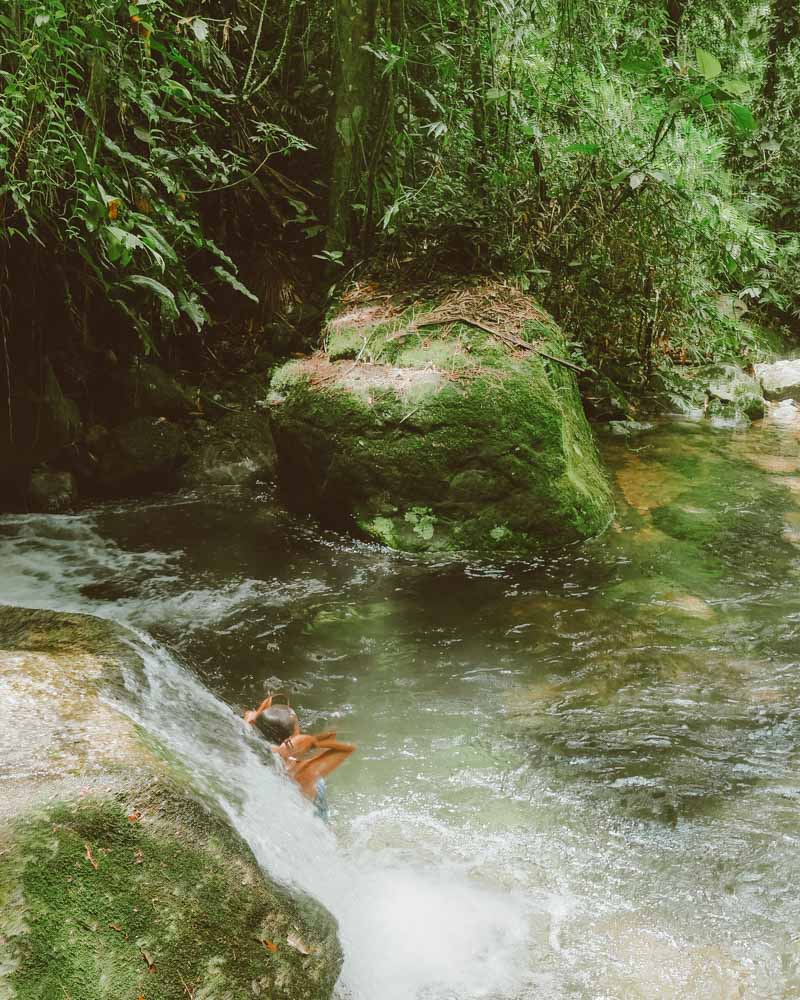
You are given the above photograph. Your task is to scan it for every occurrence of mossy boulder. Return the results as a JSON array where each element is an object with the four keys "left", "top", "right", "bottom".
[
  {"left": 0, "top": 606, "right": 342, "bottom": 1000},
  {"left": 662, "top": 363, "right": 765, "bottom": 424},
  {"left": 0, "top": 363, "right": 81, "bottom": 505},
  {"left": 94, "top": 417, "right": 189, "bottom": 495},
  {"left": 180, "top": 411, "right": 277, "bottom": 488},
  {"left": 268, "top": 282, "right": 613, "bottom": 554}
]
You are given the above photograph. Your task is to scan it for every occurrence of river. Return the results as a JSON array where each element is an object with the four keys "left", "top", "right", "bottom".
[{"left": 1, "top": 412, "right": 799, "bottom": 999}]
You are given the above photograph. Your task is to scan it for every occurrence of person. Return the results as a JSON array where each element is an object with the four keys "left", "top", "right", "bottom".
[{"left": 244, "top": 694, "right": 356, "bottom": 818}]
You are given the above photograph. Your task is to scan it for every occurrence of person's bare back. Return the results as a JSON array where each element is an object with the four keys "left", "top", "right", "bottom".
[{"left": 244, "top": 695, "right": 356, "bottom": 803}]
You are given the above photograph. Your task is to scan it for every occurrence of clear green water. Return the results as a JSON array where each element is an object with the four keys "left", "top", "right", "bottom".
[{"left": 2, "top": 414, "right": 800, "bottom": 997}]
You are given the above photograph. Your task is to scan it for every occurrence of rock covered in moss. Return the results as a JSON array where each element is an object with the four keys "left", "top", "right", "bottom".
[
  {"left": 27, "top": 469, "right": 79, "bottom": 512},
  {"left": 0, "top": 606, "right": 342, "bottom": 1000},
  {"left": 94, "top": 416, "right": 188, "bottom": 494},
  {"left": 703, "top": 364, "right": 765, "bottom": 422},
  {"left": 268, "top": 282, "right": 613, "bottom": 555},
  {"left": 179, "top": 411, "right": 277, "bottom": 488},
  {"left": 664, "top": 364, "right": 765, "bottom": 424}
]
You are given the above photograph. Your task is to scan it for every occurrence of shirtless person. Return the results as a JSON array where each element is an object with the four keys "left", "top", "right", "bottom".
[{"left": 244, "top": 694, "right": 355, "bottom": 815}]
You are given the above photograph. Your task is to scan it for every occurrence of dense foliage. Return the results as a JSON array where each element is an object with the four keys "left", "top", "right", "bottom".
[{"left": 1, "top": 0, "right": 799, "bottom": 382}]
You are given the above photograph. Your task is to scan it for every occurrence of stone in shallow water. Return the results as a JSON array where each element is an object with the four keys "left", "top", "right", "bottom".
[
  {"left": 607, "top": 420, "right": 654, "bottom": 436},
  {"left": 269, "top": 283, "right": 613, "bottom": 555},
  {"left": 655, "top": 592, "right": 715, "bottom": 619},
  {"left": 765, "top": 398, "right": 800, "bottom": 428},
  {"left": 755, "top": 359, "right": 800, "bottom": 402}
]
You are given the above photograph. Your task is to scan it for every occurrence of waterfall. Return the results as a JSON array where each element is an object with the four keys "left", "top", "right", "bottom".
[{"left": 115, "top": 630, "right": 534, "bottom": 1000}]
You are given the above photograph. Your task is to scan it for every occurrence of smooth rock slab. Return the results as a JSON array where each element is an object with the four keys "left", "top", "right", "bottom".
[
  {"left": 0, "top": 606, "right": 342, "bottom": 1000},
  {"left": 755, "top": 359, "right": 800, "bottom": 402}
]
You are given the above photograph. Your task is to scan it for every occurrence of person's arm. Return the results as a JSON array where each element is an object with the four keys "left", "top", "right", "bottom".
[
  {"left": 290, "top": 740, "right": 356, "bottom": 799},
  {"left": 243, "top": 694, "right": 273, "bottom": 725}
]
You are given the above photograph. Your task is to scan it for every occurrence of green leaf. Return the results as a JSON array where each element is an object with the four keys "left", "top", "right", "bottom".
[
  {"left": 564, "top": 142, "right": 601, "bottom": 155},
  {"left": 719, "top": 78, "right": 749, "bottom": 98},
  {"left": 699, "top": 92, "right": 715, "bottom": 110},
  {"left": 127, "top": 275, "right": 179, "bottom": 316},
  {"left": 696, "top": 48, "right": 722, "bottom": 81},
  {"left": 178, "top": 292, "right": 209, "bottom": 332},
  {"left": 212, "top": 266, "right": 259, "bottom": 303},
  {"left": 620, "top": 53, "right": 657, "bottom": 74},
  {"left": 191, "top": 18, "right": 209, "bottom": 42},
  {"left": 106, "top": 226, "right": 143, "bottom": 252},
  {"left": 729, "top": 103, "right": 757, "bottom": 133}
]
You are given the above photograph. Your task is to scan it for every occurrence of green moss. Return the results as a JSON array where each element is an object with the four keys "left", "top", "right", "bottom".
[
  {"left": 0, "top": 608, "right": 342, "bottom": 1000},
  {"left": 1, "top": 788, "right": 340, "bottom": 1000},
  {"left": 327, "top": 325, "right": 366, "bottom": 361},
  {"left": 270, "top": 289, "right": 614, "bottom": 555}
]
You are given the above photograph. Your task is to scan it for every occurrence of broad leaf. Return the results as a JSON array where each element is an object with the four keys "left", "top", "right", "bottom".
[
  {"left": 212, "top": 266, "right": 259, "bottom": 303},
  {"left": 127, "top": 275, "right": 179, "bottom": 316},
  {"left": 729, "top": 103, "right": 757, "bottom": 133},
  {"left": 564, "top": 142, "right": 601, "bottom": 155},
  {"left": 696, "top": 48, "right": 722, "bottom": 81},
  {"left": 191, "top": 18, "right": 209, "bottom": 42}
]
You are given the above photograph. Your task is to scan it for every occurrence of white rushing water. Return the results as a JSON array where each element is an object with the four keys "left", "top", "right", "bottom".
[
  {"left": 0, "top": 511, "right": 538, "bottom": 1000},
  {"left": 117, "top": 634, "right": 537, "bottom": 1000},
  {"left": 3, "top": 438, "right": 800, "bottom": 1000}
]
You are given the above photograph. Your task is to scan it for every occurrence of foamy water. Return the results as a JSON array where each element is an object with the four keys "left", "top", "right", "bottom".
[{"left": 2, "top": 413, "right": 800, "bottom": 1000}]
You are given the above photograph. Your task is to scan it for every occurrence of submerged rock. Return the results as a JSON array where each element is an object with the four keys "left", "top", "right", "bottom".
[
  {"left": 180, "top": 411, "right": 277, "bottom": 487},
  {"left": 607, "top": 420, "right": 654, "bottom": 436},
  {"left": 755, "top": 359, "right": 800, "bottom": 402},
  {"left": 0, "top": 605, "right": 342, "bottom": 1000},
  {"left": 269, "top": 282, "right": 613, "bottom": 555}
]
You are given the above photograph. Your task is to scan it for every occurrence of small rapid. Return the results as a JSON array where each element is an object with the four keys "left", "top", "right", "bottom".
[
  {"left": 2, "top": 414, "right": 800, "bottom": 997},
  {"left": 114, "top": 631, "right": 535, "bottom": 1000}
]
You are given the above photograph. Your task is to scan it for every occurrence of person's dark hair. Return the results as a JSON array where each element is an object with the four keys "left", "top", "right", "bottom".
[{"left": 255, "top": 704, "right": 299, "bottom": 744}]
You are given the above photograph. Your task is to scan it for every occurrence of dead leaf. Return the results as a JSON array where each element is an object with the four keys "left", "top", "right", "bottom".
[
  {"left": 286, "top": 931, "right": 315, "bottom": 955},
  {"left": 134, "top": 848, "right": 144, "bottom": 865},
  {"left": 108, "top": 922, "right": 122, "bottom": 932},
  {"left": 140, "top": 948, "right": 156, "bottom": 972},
  {"left": 262, "top": 939, "right": 278, "bottom": 953},
  {"left": 128, "top": 810, "right": 142, "bottom": 823},
  {"left": 84, "top": 844, "right": 98, "bottom": 870}
]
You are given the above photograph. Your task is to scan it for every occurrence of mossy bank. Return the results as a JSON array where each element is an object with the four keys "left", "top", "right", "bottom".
[
  {"left": 0, "top": 606, "right": 342, "bottom": 1000},
  {"left": 268, "top": 281, "right": 613, "bottom": 555}
]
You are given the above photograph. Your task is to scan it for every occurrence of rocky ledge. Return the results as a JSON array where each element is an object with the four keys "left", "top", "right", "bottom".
[{"left": 0, "top": 605, "right": 342, "bottom": 1000}]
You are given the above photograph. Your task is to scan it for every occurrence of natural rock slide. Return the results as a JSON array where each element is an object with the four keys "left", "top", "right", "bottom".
[{"left": 0, "top": 606, "right": 342, "bottom": 1000}]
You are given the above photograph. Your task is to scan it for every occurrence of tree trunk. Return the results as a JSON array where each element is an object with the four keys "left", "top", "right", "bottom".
[
  {"left": 763, "top": 0, "right": 800, "bottom": 103},
  {"left": 327, "top": 0, "right": 378, "bottom": 252},
  {"left": 664, "top": 0, "right": 683, "bottom": 56}
]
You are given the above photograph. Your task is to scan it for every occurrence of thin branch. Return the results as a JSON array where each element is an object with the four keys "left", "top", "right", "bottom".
[
  {"left": 412, "top": 314, "right": 586, "bottom": 372},
  {"left": 242, "top": 0, "right": 269, "bottom": 95}
]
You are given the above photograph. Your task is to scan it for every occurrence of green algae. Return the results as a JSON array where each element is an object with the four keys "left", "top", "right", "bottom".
[
  {"left": 271, "top": 291, "right": 613, "bottom": 555},
  {"left": 1, "top": 785, "right": 340, "bottom": 1000},
  {"left": 0, "top": 607, "right": 343, "bottom": 1000}
]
